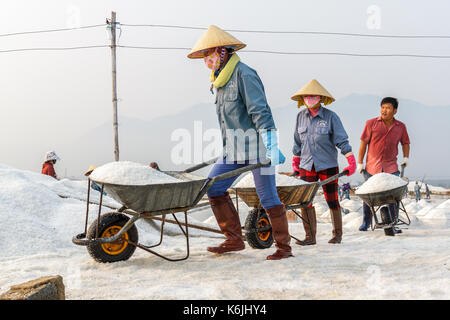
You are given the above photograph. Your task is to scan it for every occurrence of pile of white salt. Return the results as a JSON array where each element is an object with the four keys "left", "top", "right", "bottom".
[
  {"left": 356, "top": 172, "right": 407, "bottom": 195},
  {"left": 234, "top": 173, "right": 309, "bottom": 188},
  {"left": 89, "top": 161, "right": 181, "bottom": 185}
]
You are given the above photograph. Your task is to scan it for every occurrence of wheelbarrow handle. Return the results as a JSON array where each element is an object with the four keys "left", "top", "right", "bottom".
[
  {"left": 211, "top": 159, "right": 272, "bottom": 183},
  {"left": 182, "top": 156, "right": 220, "bottom": 174},
  {"left": 400, "top": 164, "right": 406, "bottom": 178},
  {"left": 318, "top": 170, "right": 349, "bottom": 187},
  {"left": 189, "top": 159, "right": 272, "bottom": 206}
]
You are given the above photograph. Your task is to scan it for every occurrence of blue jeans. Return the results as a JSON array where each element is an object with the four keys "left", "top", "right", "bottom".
[
  {"left": 362, "top": 171, "right": 400, "bottom": 223},
  {"left": 207, "top": 158, "right": 282, "bottom": 209}
]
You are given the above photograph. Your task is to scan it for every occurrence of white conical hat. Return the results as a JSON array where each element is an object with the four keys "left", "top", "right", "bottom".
[
  {"left": 291, "top": 79, "right": 335, "bottom": 107},
  {"left": 44, "top": 151, "right": 60, "bottom": 162},
  {"left": 187, "top": 25, "right": 246, "bottom": 59}
]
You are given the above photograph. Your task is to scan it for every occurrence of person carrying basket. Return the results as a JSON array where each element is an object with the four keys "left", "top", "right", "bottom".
[
  {"left": 187, "top": 25, "right": 292, "bottom": 260},
  {"left": 291, "top": 79, "right": 356, "bottom": 245}
]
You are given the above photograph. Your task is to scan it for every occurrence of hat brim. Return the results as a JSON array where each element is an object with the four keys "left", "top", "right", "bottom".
[
  {"left": 187, "top": 25, "right": 246, "bottom": 59},
  {"left": 291, "top": 95, "right": 335, "bottom": 108},
  {"left": 291, "top": 79, "right": 335, "bottom": 107}
]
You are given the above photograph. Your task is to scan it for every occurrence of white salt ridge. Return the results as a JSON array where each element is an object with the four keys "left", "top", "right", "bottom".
[
  {"left": 421, "top": 199, "right": 450, "bottom": 221},
  {"left": 356, "top": 172, "right": 408, "bottom": 195},
  {"left": 340, "top": 199, "right": 363, "bottom": 212},
  {"left": 2, "top": 162, "right": 450, "bottom": 299},
  {"left": 407, "top": 182, "right": 449, "bottom": 194},
  {"left": 234, "top": 172, "right": 309, "bottom": 188},
  {"left": 90, "top": 161, "right": 181, "bottom": 185}
]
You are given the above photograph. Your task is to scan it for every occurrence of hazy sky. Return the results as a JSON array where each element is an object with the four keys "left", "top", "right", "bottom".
[{"left": 1, "top": 0, "right": 450, "bottom": 173}]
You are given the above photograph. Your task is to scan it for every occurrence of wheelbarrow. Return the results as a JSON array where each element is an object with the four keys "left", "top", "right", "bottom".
[
  {"left": 72, "top": 157, "right": 271, "bottom": 263},
  {"left": 356, "top": 164, "right": 410, "bottom": 236},
  {"left": 233, "top": 170, "right": 349, "bottom": 249}
]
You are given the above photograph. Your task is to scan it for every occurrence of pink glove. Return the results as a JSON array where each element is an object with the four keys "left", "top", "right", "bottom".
[
  {"left": 344, "top": 154, "right": 356, "bottom": 176},
  {"left": 292, "top": 156, "right": 301, "bottom": 173}
]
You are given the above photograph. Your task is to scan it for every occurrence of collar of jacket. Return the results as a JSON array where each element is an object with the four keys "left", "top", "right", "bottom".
[{"left": 210, "top": 53, "right": 240, "bottom": 88}]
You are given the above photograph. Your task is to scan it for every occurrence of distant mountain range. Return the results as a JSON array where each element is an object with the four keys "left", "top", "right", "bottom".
[{"left": 58, "top": 94, "right": 450, "bottom": 184}]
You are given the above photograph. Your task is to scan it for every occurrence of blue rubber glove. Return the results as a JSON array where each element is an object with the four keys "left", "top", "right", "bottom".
[{"left": 260, "top": 130, "right": 286, "bottom": 166}]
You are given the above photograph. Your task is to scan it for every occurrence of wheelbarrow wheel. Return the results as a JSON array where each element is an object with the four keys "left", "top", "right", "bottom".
[
  {"left": 87, "top": 212, "right": 139, "bottom": 263},
  {"left": 245, "top": 208, "right": 274, "bottom": 249},
  {"left": 380, "top": 206, "right": 395, "bottom": 237}
]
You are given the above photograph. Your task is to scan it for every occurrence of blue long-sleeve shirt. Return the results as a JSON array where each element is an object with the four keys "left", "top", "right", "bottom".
[
  {"left": 292, "top": 106, "right": 352, "bottom": 172},
  {"left": 215, "top": 60, "right": 276, "bottom": 161}
]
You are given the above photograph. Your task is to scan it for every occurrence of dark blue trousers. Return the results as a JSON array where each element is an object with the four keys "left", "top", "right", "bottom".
[
  {"left": 207, "top": 158, "right": 282, "bottom": 209},
  {"left": 362, "top": 171, "right": 400, "bottom": 223}
]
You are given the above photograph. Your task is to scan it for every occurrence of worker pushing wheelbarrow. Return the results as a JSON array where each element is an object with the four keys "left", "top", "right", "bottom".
[
  {"left": 74, "top": 24, "right": 297, "bottom": 262},
  {"left": 72, "top": 158, "right": 272, "bottom": 263}
]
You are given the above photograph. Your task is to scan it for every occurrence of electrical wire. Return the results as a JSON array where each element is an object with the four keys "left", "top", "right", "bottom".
[
  {"left": 0, "top": 21, "right": 449, "bottom": 58},
  {"left": 0, "top": 45, "right": 109, "bottom": 54},
  {"left": 120, "top": 23, "right": 450, "bottom": 39},
  {"left": 1, "top": 22, "right": 449, "bottom": 40},
  {"left": 118, "top": 45, "right": 450, "bottom": 58},
  {"left": 0, "top": 24, "right": 106, "bottom": 38},
  {"left": 1, "top": 44, "right": 448, "bottom": 59}
]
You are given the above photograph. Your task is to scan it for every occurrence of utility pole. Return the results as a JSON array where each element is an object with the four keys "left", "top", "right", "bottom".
[{"left": 108, "top": 11, "right": 119, "bottom": 161}]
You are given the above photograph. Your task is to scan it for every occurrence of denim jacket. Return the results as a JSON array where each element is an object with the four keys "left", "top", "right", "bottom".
[
  {"left": 215, "top": 61, "right": 276, "bottom": 161},
  {"left": 292, "top": 107, "right": 352, "bottom": 171}
]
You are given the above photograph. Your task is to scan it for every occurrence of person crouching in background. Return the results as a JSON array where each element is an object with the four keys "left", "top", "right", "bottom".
[{"left": 42, "top": 151, "right": 60, "bottom": 179}]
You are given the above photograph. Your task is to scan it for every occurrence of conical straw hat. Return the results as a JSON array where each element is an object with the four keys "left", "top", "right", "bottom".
[
  {"left": 291, "top": 79, "right": 335, "bottom": 107},
  {"left": 84, "top": 165, "right": 98, "bottom": 176},
  {"left": 187, "top": 25, "right": 246, "bottom": 59}
]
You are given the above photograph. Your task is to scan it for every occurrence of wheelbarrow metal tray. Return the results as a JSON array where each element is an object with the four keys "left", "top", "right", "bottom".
[
  {"left": 356, "top": 185, "right": 407, "bottom": 207},
  {"left": 91, "top": 171, "right": 208, "bottom": 214},
  {"left": 234, "top": 183, "right": 320, "bottom": 208}
]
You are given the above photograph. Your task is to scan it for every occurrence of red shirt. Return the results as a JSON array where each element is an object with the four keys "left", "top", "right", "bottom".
[
  {"left": 361, "top": 117, "right": 410, "bottom": 175},
  {"left": 42, "top": 162, "right": 57, "bottom": 179}
]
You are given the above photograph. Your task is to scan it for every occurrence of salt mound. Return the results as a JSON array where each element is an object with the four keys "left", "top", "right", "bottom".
[
  {"left": 235, "top": 172, "right": 309, "bottom": 188},
  {"left": 404, "top": 199, "right": 433, "bottom": 216},
  {"left": 340, "top": 199, "right": 362, "bottom": 212},
  {"left": 343, "top": 211, "right": 363, "bottom": 229},
  {"left": 90, "top": 161, "right": 181, "bottom": 185},
  {"left": 422, "top": 199, "right": 450, "bottom": 221},
  {"left": 356, "top": 173, "right": 407, "bottom": 195},
  {"left": 407, "top": 182, "right": 449, "bottom": 194},
  {"left": 0, "top": 164, "right": 221, "bottom": 258},
  {"left": 436, "top": 199, "right": 450, "bottom": 209}
]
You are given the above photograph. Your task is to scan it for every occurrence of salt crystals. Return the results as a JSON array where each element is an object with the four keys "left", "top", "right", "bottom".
[
  {"left": 89, "top": 161, "right": 181, "bottom": 185},
  {"left": 356, "top": 172, "right": 408, "bottom": 195},
  {"left": 234, "top": 173, "right": 309, "bottom": 188}
]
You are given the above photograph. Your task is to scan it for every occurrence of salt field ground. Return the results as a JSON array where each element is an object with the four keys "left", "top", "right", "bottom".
[{"left": 0, "top": 164, "right": 449, "bottom": 299}]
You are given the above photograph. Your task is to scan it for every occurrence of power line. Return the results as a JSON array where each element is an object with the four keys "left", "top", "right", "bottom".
[
  {"left": 1, "top": 22, "right": 449, "bottom": 40},
  {"left": 120, "top": 23, "right": 450, "bottom": 39},
  {"left": 118, "top": 45, "right": 450, "bottom": 58},
  {"left": 118, "top": 45, "right": 190, "bottom": 50},
  {"left": 242, "top": 49, "right": 450, "bottom": 58},
  {"left": 0, "top": 45, "right": 109, "bottom": 54},
  {"left": 0, "top": 24, "right": 106, "bottom": 38},
  {"left": 0, "top": 44, "right": 449, "bottom": 59}
]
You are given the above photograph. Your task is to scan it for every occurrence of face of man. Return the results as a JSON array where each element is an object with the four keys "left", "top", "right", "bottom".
[{"left": 380, "top": 103, "right": 397, "bottom": 121}]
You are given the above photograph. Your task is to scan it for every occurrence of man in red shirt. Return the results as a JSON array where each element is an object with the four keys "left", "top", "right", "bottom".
[{"left": 357, "top": 97, "right": 410, "bottom": 231}]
